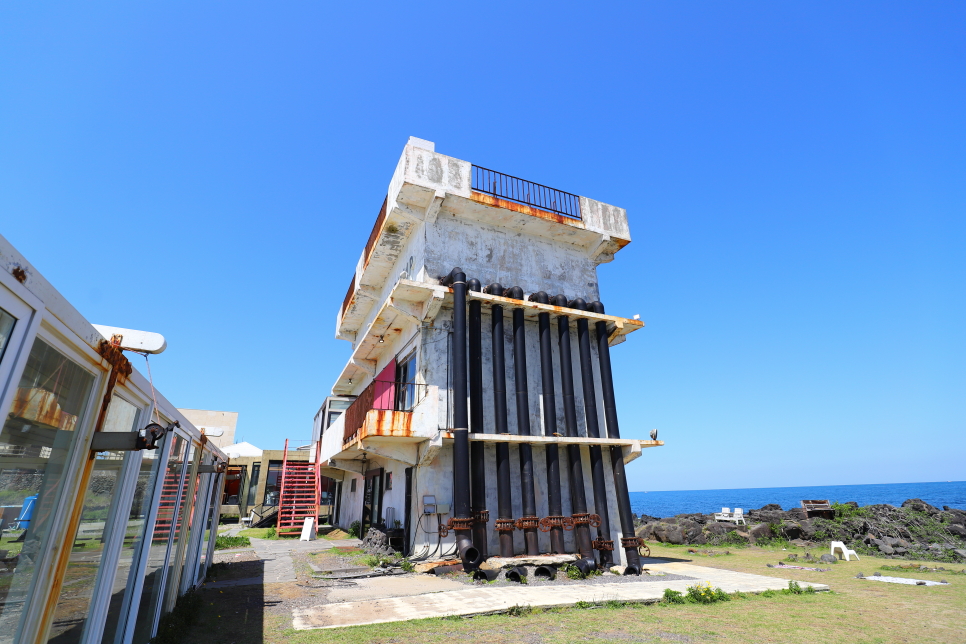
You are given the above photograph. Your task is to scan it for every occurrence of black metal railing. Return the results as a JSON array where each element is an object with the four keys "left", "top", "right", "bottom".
[{"left": 472, "top": 166, "right": 582, "bottom": 219}]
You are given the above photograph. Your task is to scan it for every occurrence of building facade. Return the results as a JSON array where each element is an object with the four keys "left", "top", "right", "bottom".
[
  {"left": 176, "top": 409, "right": 238, "bottom": 450},
  {"left": 0, "top": 234, "right": 227, "bottom": 643},
  {"left": 314, "top": 139, "right": 662, "bottom": 570}
]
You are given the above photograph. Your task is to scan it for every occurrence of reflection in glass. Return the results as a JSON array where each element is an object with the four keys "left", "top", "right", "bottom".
[
  {"left": 163, "top": 444, "right": 196, "bottom": 613},
  {"left": 99, "top": 431, "right": 165, "bottom": 644},
  {"left": 263, "top": 461, "right": 282, "bottom": 506},
  {"left": 0, "top": 338, "right": 95, "bottom": 643},
  {"left": 131, "top": 436, "right": 186, "bottom": 644},
  {"left": 245, "top": 463, "right": 260, "bottom": 507},
  {"left": 46, "top": 397, "right": 140, "bottom": 643},
  {"left": 0, "top": 307, "right": 15, "bottom": 363}
]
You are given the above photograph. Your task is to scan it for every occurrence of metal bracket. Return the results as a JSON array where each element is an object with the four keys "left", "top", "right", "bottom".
[
  {"left": 90, "top": 432, "right": 141, "bottom": 452},
  {"left": 198, "top": 462, "right": 228, "bottom": 474},
  {"left": 90, "top": 421, "right": 177, "bottom": 452}
]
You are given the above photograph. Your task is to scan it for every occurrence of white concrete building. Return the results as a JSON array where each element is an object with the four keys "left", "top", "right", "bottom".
[{"left": 314, "top": 138, "right": 662, "bottom": 571}]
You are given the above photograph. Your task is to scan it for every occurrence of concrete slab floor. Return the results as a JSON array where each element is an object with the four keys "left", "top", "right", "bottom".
[
  {"left": 323, "top": 575, "right": 466, "bottom": 603},
  {"left": 291, "top": 559, "right": 830, "bottom": 630},
  {"left": 208, "top": 537, "right": 362, "bottom": 586}
]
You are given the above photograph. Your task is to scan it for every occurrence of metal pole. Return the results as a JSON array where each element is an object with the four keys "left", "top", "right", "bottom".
[
  {"left": 468, "top": 278, "right": 488, "bottom": 559},
  {"left": 590, "top": 301, "right": 642, "bottom": 574},
  {"left": 529, "top": 291, "right": 565, "bottom": 553},
  {"left": 485, "top": 283, "right": 515, "bottom": 557},
  {"left": 553, "top": 295, "right": 594, "bottom": 560},
  {"left": 506, "top": 286, "right": 539, "bottom": 555},
  {"left": 441, "top": 267, "right": 480, "bottom": 568},
  {"left": 571, "top": 298, "right": 614, "bottom": 567}
]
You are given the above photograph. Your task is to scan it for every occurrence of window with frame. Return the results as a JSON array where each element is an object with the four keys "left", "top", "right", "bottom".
[
  {"left": 394, "top": 350, "right": 418, "bottom": 412},
  {"left": 0, "top": 337, "right": 96, "bottom": 640}
]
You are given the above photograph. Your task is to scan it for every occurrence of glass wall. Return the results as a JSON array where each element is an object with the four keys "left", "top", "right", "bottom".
[
  {"left": 263, "top": 461, "right": 282, "bottom": 506},
  {"left": 98, "top": 428, "right": 167, "bottom": 644},
  {"left": 131, "top": 435, "right": 187, "bottom": 644},
  {"left": 46, "top": 396, "right": 141, "bottom": 643},
  {"left": 162, "top": 444, "right": 196, "bottom": 614},
  {"left": 0, "top": 337, "right": 95, "bottom": 643},
  {"left": 245, "top": 463, "right": 261, "bottom": 507}
]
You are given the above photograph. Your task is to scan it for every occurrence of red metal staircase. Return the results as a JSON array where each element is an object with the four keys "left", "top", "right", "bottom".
[{"left": 276, "top": 439, "right": 320, "bottom": 537}]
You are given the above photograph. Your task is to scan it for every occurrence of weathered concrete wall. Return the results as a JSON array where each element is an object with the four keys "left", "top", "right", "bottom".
[{"left": 423, "top": 216, "right": 601, "bottom": 301}]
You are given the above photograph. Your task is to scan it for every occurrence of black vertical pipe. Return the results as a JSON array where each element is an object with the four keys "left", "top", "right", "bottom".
[
  {"left": 484, "top": 283, "right": 514, "bottom": 557},
  {"left": 571, "top": 297, "right": 614, "bottom": 567},
  {"left": 553, "top": 295, "right": 594, "bottom": 559},
  {"left": 590, "top": 301, "right": 642, "bottom": 574},
  {"left": 441, "top": 267, "right": 480, "bottom": 567},
  {"left": 506, "top": 286, "right": 539, "bottom": 555},
  {"left": 404, "top": 466, "right": 413, "bottom": 557},
  {"left": 529, "top": 291, "right": 565, "bottom": 553},
  {"left": 468, "top": 278, "right": 488, "bottom": 559}
]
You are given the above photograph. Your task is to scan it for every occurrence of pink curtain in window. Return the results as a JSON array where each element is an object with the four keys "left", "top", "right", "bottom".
[{"left": 373, "top": 360, "right": 396, "bottom": 410}]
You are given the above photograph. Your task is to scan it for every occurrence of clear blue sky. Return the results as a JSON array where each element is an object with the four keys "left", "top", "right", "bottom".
[{"left": 2, "top": 2, "right": 963, "bottom": 491}]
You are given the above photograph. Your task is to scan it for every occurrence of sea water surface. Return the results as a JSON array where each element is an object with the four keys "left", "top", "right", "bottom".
[{"left": 629, "top": 481, "right": 966, "bottom": 519}]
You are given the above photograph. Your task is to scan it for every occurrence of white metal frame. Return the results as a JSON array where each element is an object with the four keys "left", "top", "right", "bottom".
[
  {"left": 79, "top": 390, "right": 152, "bottom": 644},
  {"left": 14, "top": 318, "right": 110, "bottom": 644}
]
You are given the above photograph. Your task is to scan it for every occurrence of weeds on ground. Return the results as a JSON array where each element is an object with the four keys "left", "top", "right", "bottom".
[
  {"left": 348, "top": 520, "right": 362, "bottom": 539},
  {"left": 214, "top": 535, "right": 251, "bottom": 550},
  {"left": 707, "top": 530, "right": 749, "bottom": 548},
  {"left": 562, "top": 563, "right": 602, "bottom": 580},
  {"left": 686, "top": 582, "right": 731, "bottom": 604},
  {"left": 760, "top": 581, "right": 816, "bottom": 597},
  {"left": 506, "top": 605, "right": 533, "bottom": 616}
]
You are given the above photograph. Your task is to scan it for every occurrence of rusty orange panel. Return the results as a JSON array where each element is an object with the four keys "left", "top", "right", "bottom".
[
  {"left": 469, "top": 191, "right": 583, "bottom": 227},
  {"left": 361, "top": 409, "right": 413, "bottom": 438}
]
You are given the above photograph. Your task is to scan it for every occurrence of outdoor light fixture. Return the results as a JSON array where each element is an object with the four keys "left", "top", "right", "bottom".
[
  {"left": 378, "top": 336, "right": 385, "bottom": 343},
  {"left": 90, "top": 420, "right": 178, "bottom": 452}
]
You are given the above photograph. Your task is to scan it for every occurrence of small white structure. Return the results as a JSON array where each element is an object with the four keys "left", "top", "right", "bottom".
[
  {"left": 830, "top": 541, "right": 859, "bottom": 561},
  {"left": 714, "top": 508, "right": 747, "bottom": 525},
  {"left": 221, "top": 441, "right": 263, "bottom": 458},
  {"left": 300, "top": 517, "right": 318, "bottom": 541}
]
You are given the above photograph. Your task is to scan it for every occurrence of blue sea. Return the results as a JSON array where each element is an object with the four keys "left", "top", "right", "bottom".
[{"left": 629, "top": 481, "right": 966, "bottom": 519}]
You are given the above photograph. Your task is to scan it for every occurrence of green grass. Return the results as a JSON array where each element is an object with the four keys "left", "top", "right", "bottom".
[
  {"left": 178, "top": 541, "right": 966, "bottom": 644},
  {"left": 237, "top": 527, "right": 279, "bottom": 540},
  {"left": 214, "top": 535, "right": 251, "bottom": 550}
]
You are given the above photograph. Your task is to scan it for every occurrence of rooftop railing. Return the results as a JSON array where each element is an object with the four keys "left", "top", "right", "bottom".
[{"left": 472, "top": 165, "right": 582, "bottom": 219}]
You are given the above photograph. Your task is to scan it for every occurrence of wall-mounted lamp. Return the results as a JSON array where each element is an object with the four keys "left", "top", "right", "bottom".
[{"left": 378, "top": 336, "right": 385, "bottom": 343}]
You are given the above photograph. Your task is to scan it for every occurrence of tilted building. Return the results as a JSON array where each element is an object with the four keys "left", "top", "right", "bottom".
[{"left": 314, "top": 138, "right": 662, "bottom": 571}]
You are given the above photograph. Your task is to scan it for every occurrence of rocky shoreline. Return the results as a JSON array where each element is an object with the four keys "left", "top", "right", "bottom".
[{"left": 634, "top": 498, "right": 966, "bottom": 562}]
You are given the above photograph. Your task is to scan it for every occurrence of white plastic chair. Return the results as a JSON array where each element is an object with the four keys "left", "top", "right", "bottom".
[
  {"left": 830, "top": 541, "right": 859, "bottom": 561},
  {"left": 733, "top": 508, "right": 746, "bottom": 525},
  {"left": 713, "top": 508, "right": 733, "bottom": 522}
]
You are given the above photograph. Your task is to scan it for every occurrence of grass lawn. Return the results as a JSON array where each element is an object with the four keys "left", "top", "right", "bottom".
[
  {"left": 181, "top": 542, "right": 965, "bottom": 644},
  {"left": 237, "top": 527, "right": 280, "bottom": 539}
]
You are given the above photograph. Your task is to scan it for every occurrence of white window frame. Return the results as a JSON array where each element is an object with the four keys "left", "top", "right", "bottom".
[
  {"left": 79, "top": 389, "right": 153, "bottom": 644},
  {"left": 14, "top": 317, "right": 109, "bottom": 644}
]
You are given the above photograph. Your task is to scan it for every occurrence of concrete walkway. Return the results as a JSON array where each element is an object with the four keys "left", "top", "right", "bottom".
[
  {"left": 205, "top": 537, "right": 362, "bottom": 588},
  {"left": 291, "top": 559, "right": 830, "bottom": 630}
]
